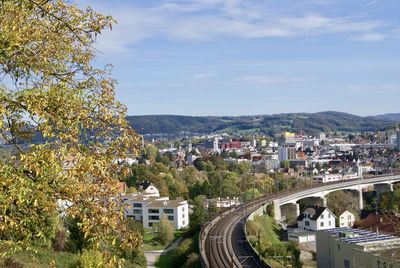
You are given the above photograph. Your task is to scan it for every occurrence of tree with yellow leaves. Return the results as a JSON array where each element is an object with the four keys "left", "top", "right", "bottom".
[{"left": 0, "top": 0, "right": 141, "bottom": 265}]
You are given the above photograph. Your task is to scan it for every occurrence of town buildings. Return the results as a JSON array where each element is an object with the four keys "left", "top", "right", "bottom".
[
  {"left": 204, "top": 197, "right": 241, "bottom": 208},
  {"left": 278, "top": 146, "right": 297, "bottom": 162},
  {"left": 313, "top": 172, "right": 359, "bottom": 183},
  {"left": 397, "top": 129, "right": 400, "bottom": 152}
]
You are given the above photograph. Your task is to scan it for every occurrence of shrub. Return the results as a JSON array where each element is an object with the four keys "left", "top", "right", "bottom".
[
  {"left": 170, "top": 238, "right": 193, "bottom": 267},
  {"left": 158, "top": 214, "right": 174, "bottom": 246},
  {"left": 3, "top": 258, "right": 23, "bottom": 268},
  {"left": 246, "top": 220, "right": 258, "bottom": 236},
  {"left": 265, "top": 204, "right": 275, "bottom": 217},
  {"left": 78, "top": 249, "right": 104, "bottom": 268},
  {"left": 52, "top": 229, "right": 68, "bottom": 252},
  {"left": 182, "top": 253, "right": 200, "bottom": 268}
]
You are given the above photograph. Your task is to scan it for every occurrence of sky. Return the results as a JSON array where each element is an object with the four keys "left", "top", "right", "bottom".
[{"left": 77, "top": 0, "right": 400, "bottom": 116}]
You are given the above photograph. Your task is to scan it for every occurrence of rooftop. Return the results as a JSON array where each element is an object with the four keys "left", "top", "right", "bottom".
[
  {"left": 322, "top": 227, "right": 400, "bottom": 248},
  {"left": 124, "top": 195, "right": 169, "bottom": 202},
  {"left": 146, "top": 198, "right": 187, "bottom": 208},
  {"left": 359, "top": 213, "right": 399, "bottom": 235},
  {"left": 297, "top": 205, "right": 335, "bottom": 221}
]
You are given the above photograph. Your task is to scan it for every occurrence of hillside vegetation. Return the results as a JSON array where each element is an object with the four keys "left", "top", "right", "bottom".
[{"left": 127, "top": 111, "right": 399, "bottom": 135}]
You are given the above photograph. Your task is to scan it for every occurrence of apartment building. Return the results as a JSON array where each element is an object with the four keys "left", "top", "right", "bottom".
[{"left": 124, "top": 195, "right": 189, "bottom": 229}]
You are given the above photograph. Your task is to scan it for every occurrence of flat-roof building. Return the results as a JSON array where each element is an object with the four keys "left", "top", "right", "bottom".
[
  {"left": 317, "top": 228, "right": 400, "bottom": 268},
  {"left": 124, "top": 195, "right": 189, "bottom": 229}
]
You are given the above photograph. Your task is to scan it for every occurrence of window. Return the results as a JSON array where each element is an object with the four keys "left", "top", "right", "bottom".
[
  {"left": 149, "top": 222, "right": 153, "bottom": 227},
  {"left": 348, "top": 215, "right": 352, "bottom": 220},
  {"left": 338, "top": 244, "right": 341, "bottom": 251},
  {"left": 344, "top": 259, "right": 350, "bottom": 268},
  {"left": 163, "top": 209, "right": 174, "bottom": 214},
  {"left": 182, "top": 207, "right": 185, "bottom": 212},
  {"left": 133, "top": 209, "right": 141, "bottom": 214},
  {"left": 168, "top": 216, "right": 174, "bottom": 221},
  {"left": 183, "top": 213, "right": 185, "bottom": 218},
  {"left": 321, "top": 214, "right": 324, "bottom": 219},
  {"left": 148, "top": 215, "right": 159, "bottom": 220},
  {"left": 328, "top": 221, "right": 331, "bottom": 226},
  {"left": 148, "top": 209, "right": 159, "bottom": 214},
  {"left": 133, "top": 203, "right": 142, "bottom": 208},
  {"left": 183, "top": 220, "right": 185, "bottom": 225},
  {"left": 320, "top": 222, "right": 324, "bottom": 227},
  {"left": 305, "top": 221, "right": 310, "bottom": 226},
  {"left": 328, "top": 213, "right": 331, "bottom": 218}
]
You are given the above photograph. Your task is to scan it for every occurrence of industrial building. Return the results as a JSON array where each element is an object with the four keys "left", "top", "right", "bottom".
[{"left": 317, "top": 227, "right": 400, "bottom": 268}]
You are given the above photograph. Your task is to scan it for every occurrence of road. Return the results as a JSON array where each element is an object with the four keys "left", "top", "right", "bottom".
[
  {"left": 144, "top": 237, "right": 183, "bottom": 267},
  {"left": 200, "top": 175, "right": 400, "bottom": 268},
  {"left": 144, "top": 250, "right": 162, "bottom": 268}
]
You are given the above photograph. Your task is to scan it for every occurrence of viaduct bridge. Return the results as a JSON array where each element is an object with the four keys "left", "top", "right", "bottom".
[{"left": 273, "top": 176, "right": 400, "bottom": 221}]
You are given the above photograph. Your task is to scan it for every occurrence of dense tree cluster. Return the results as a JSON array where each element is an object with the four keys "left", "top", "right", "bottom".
[
  {"left": 0, "top": 0, "right": 141, "bottom": 265},
  {"left": 124, "top": 153, "right": 278, "bottom": 205}
]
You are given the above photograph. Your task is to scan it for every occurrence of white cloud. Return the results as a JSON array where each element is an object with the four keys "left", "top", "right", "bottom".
[
  {"left": 353, "top": 33, "right": 387, "bottom": 42},
  {"left": 234, "top": 75, "right": 309, "bottom": 86},
  {"left": 192, "top": 72, "right": 215, "bottom": 79},
  {"left": 79, "top": 0, "right": 394, "bottom": 55},
  {"left": 366, "top": 0, "right": 380, "bottom": 7},
  {"left": 348, "top": 85, "right": 398, "bottom": 94}
]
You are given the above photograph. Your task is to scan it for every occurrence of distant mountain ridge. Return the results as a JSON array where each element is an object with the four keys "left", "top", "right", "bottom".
[
  {"left": 126, "top": 112, "right": 400, "bottom": 136},
  {"left": 368, "top": 113, "right": 400, "bottom": 122}
]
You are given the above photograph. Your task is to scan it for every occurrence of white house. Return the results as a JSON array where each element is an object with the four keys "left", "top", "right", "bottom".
[
  {"left": 297, "top": 205, "right": 336, "bottom": 231},
  {"left": 313, "top": 173, "right": 358, "bottom": 183},
  {"left": 339, "top": 210, "right": 356, "bottom": 227},
  {"left": 124, "top": 195, "right": 189, "bottom": 229},
  {"left": 204, "top": 197, "right": 241, "bottom": 208},
  {"left": 136, "top": 181, "right": 160, "bottom": 197},
  {"left": 113, "top": 158, "right": 138, "bottom": 166}
]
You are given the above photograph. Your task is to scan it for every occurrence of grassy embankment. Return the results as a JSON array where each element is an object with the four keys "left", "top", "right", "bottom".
[
  {"left": 155, "top": 230, "right": 200, "bottom": 268},
  {"left": 0, "top": 248, "right": 78, "bottom": 268},
  {"left": 246, "top": 214, "right": 301, "bottom": 268}
]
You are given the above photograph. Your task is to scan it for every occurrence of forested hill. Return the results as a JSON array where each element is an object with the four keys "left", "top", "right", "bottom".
[
  {"left": 368, "top": 113, "right": 400, "bottom": 122},
  {"left": 126, "top": 112, "right": 400, "bottom": 136}
]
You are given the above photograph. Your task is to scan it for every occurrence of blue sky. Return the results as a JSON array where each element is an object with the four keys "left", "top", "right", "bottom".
[{"left": 78, "top": 0, "right": 400, "bottom": 116}]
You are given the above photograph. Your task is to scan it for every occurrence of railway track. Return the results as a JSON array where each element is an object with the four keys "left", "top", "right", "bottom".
[{"left": 203, "top": 198, "right": 271, "bottom": 268}]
